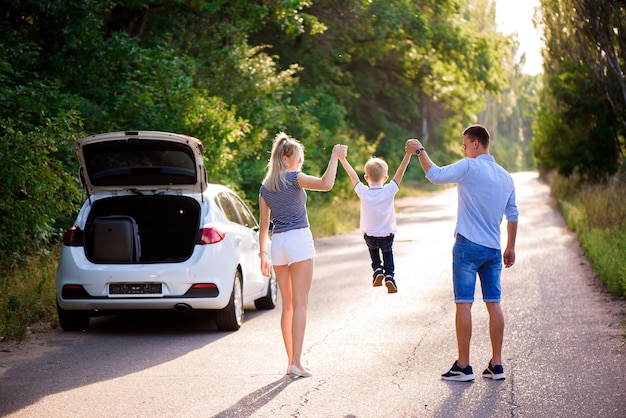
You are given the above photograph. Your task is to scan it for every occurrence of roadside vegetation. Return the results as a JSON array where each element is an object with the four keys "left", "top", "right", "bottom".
[
  {"left": 546, "top": 171, "right": 626, "bottom": 298},
  {"left": 0, "top": 252, "right": 59, "bottom": 341},
  {"left": 533, "top": 0, "right": 625, "bottom": 300}
]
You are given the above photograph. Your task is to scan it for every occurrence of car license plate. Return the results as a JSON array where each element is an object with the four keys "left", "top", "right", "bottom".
[{"left": 109, "top": 283, "right": 163, "bottom": 297}]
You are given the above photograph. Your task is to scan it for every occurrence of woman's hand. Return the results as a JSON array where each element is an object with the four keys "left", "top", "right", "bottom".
[
  {"left": 260, "top": 254, "right": 271, "bottom": 277},
  {"left": 332, "top": 144, "right": 348, "bottom": 160},
  {"left": 298, "top": 144, "right": 347, "bottom": 191}
]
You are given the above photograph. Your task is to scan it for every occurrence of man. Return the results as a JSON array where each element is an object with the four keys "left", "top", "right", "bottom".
[{"left": 406, "top": 124, "right": 518, "bottom": 381}]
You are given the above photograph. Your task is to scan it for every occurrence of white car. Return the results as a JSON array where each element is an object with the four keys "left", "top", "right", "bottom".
[{"left": 56, "top": 131, "right": 276, "bottom": 331}]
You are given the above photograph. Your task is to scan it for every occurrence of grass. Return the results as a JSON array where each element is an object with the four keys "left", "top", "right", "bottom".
[
  {"left": 0, "top": 248, "right": 60, "bottom": 341},
  {"left": 580, "top": 228, "right": 626, "bottom": 296},
  {"left": 546, "top": 170, "right": 626, "bottom": 298},
  {"left": 308, "top": 195, "right": 360, "bottom": 238}
]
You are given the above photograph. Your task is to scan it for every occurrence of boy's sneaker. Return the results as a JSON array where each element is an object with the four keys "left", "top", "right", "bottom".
[
  {"left": 482, "top": 361, "right": 505, "bottom": 380},
  {"left": 441, "top": 361, "right": 475, "bottom": 382},
  {"left": 384, "top": 275, "right": 397, "bottom": 293},
  {"left": 372, "top": 269, "right": 384, "bottom": 287}
]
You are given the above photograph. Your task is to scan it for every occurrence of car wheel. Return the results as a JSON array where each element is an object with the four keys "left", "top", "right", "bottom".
[
  {"left": 214, "top": 269, "right": 244, "bottom": 331},
  {"left": 57, "top": 304, "right": 90, "bottom": 331},
  {"left": 254, "top": 270, "right": 277, "bottom": 310}
]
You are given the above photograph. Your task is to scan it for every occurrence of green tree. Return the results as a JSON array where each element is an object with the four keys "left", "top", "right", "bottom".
[
  {"left": 0, "top": 116, "right": 84, "bottom": 269},
  {"left": 481, "top": 34, "right": 539, "bottom": 173},
  {"left": 534, "top": 0, "right": 625, "bottom": 180},
  {"left": 251, "top": 0, "right": 512, "bottom": 168},
  {"left": 0, "top": 0, "right": 522, "bottom": 270}
]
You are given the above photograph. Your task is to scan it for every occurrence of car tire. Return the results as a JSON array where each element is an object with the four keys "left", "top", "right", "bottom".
[
  {"left": 57, "top": 304, "right": 90, "bottom": 331},
  {"left": 254, "top": 270, "right": 277, "bottom": 310},
  {"left": 214, "top": 269, "right": 244, "bottom": 331}
]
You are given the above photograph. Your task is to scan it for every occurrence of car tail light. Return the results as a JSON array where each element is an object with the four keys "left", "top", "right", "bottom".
[
  {"left": 62, "top": 226, "right": 84, "bottom": 246},
  {"left": 199, "top": 226, "right": 225, "bottom": 244}
]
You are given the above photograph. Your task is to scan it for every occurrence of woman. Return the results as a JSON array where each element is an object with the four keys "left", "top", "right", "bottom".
[{"left": 259, "top": 132, "right": 346, "bottom": 377}]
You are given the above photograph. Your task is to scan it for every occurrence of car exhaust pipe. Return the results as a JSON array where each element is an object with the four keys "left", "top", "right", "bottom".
[{"left": 174, "top": 303, "right": 191, "bottom": 313}]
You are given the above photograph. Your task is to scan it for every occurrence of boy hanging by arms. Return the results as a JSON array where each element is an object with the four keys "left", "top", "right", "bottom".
[{"left": 339, "top": 149, "right": 413, "bottom": 293}]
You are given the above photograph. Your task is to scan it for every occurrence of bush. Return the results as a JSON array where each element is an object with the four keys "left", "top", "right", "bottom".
[{"left": 0, "top": 116, "right": 85, "bottom": 270}]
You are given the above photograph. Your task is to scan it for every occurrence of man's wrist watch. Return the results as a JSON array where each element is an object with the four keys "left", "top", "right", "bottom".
[{"left": 416, "top": 147, "right": 425, "bottom": 156}]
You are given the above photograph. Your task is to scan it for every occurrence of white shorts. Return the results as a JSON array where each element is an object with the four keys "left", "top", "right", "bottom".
[{"left": 271, "top": 227, "right": 316, "bottom": 266}]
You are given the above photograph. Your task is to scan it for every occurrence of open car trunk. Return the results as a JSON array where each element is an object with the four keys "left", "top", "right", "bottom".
[{"left": 84, "top": 195, "right": 201, "bottom": 263}]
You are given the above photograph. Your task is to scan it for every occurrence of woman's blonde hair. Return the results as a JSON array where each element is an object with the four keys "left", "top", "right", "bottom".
[{"left": 262, "top": 132, "right": 305, "bottom": 192}]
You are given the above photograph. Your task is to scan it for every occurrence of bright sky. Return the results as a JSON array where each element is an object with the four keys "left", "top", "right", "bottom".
[{"left": 495, "top": 0, "right": 544, "bottom": 75}]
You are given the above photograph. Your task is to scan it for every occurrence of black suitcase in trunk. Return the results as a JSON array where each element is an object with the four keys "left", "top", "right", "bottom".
[{"left": 91, "top": 216, "right": 141, "bottom": 262}]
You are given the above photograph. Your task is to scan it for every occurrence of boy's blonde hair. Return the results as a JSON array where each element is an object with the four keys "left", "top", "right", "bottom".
[
  {"left": 262, "top": 132, "right": 305, "bottom": 192},
  {"left": 364, "top": 157, "right": 388, "bottom": 183}
]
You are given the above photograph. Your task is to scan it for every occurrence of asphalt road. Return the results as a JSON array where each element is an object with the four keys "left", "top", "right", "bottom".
[{"left": 1, "top": 172, "right": 624, "bottom": 417}]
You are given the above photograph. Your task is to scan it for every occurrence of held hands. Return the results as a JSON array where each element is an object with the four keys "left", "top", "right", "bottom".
[
  {"left": 332, "top": 144, "right": 348, "bottom": 160},
  {"left": 405, "top": 139, "right": 424, "bottom": 154}
]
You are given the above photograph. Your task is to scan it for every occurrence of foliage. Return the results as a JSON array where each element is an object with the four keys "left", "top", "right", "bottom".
[
  {"left": 565, "top": 0, "right": 626, "bottom": 135},
  {"left": 482, "top": 35, "right": 540, "bottom": 173},
  {"left": 534, "top": 0, "right": 625, "bottom": 181},
  {"left": 0, "top": 117, "right": 85, "bottom": 270},
  {"left": 533, "top": 62, "right": 623, "bottom": 181},
  {"left": 0, "top": 0, "right": 525, "bottom": 265},
  {"left": 252, "top": 0, "right": 513, "bottom": 162},
  {"left": 0, "top": 0, "right": 541, "bottom": 340}
]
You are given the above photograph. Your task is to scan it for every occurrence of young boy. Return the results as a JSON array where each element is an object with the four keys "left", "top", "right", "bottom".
[{"left": 339, "top": 150, "right": 413, "bottom": 293}]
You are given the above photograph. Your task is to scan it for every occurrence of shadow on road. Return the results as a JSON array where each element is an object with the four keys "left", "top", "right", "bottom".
[
  {"left": 432, "top": 381, "right": 473, "bottom": 417},
  {"left": 0, "top": 309, "right": 268, "bottom": 416},
  {"left": 212, "top": 375, "right": 297, "bottom": 417}
]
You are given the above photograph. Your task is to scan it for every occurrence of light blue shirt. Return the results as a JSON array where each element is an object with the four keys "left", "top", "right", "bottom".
[{"left": 426, "top": 154, "right": 518, "bottom": 249}]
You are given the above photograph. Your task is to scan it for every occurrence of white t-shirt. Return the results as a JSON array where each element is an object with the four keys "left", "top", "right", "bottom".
[{"left": 354, "top": 180, "right": 399, "bottom": 237}]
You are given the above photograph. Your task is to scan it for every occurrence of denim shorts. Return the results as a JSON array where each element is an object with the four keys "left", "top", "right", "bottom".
[
  {"left": 271, "top": 227, "right": 316, "bottom": 266},
  {"left": 452, "top": 234, "right": 502, "bottom": 303}
]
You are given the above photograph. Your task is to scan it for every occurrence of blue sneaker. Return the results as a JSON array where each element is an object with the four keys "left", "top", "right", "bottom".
[
  {"left": 441, "top": 361, "right": 474, "bottom": 381},
  {"left": 372, "top": 269, "right": 384, "bottom": 287},
  {"left": 384, "top": 275, "right": 397, "bottom": 293},
  {"left": 482, "top": 360, "right": 505, "bottom": 380}
]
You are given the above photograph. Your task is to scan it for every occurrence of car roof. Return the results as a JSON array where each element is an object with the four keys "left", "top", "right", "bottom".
[{"left": 75, "top": 131, "right": 207, "bottom": 194}]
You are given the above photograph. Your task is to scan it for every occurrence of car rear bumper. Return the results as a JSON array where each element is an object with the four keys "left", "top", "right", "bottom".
[
  {"left": 56, "top": 246, "right": 235, "bottom": 311},
  {"left": 56, "top": 296, "right": 229, "bottom": 311}
]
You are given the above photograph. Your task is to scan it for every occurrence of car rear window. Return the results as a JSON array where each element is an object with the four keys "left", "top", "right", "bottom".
[{"left": 82, "top": 140, "right": 198, "bottom": 186}]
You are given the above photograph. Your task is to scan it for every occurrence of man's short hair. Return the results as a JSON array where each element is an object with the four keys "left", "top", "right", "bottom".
[{"left": 463, "top": 124, "right": 490, "bottom": 148}]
